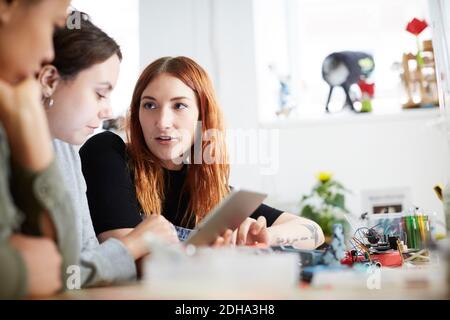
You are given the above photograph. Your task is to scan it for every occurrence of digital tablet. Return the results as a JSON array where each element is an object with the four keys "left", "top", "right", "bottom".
[{"left": 185, "top": 189, "right": 268, "bottom": 246}]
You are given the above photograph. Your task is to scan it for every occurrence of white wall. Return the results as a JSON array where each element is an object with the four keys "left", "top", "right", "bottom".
[
  {"left": 261, "top": 109, "right": 449, "bottom": 227},
  {"left": 139, "top": 0, "right": 262, "bottom": 189},
  {"left": 71, "top": 0, "right": 140, "bottom": 116},
  {"left": 253, "top": 0, "right": 290, "bottom": 122}
]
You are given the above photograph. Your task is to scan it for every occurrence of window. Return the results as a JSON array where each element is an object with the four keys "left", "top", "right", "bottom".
[{"left": 257, "top": 0, "right": 432, "bottom": 120}]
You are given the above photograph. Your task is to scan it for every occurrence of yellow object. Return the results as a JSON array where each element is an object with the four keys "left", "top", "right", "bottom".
[
  {"left": 435, "top": 234, "right": 446, "bottom": 241},
  {"left": 317, "top": 171, "right": 333, "bottom": 183},
  {"left": 434, "top": 184, "right": 444, "bottom": 202}
]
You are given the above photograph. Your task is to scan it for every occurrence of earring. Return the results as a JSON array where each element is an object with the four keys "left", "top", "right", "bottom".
[{"left": 47, "top": 97, "right": 54, "bottom": 108}]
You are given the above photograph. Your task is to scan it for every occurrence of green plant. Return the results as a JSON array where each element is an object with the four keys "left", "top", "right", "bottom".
[{"left": 299, "top": 172, "right": 350, "bottom": 238}]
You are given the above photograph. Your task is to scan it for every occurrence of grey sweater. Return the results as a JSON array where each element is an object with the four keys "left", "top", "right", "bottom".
[{"left": 53, "top": 139, "right": 137, "bottom": 287}]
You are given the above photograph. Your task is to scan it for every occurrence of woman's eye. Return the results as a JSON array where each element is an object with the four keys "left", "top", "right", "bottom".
[
  {"left": 143, "top": 102, "right": 156, "bottom": 109},
  {"left": 175, "top": 103, "right": 188, "bottom": 110},
  {"left": 96, "top": 91, "right": 108, "bottom": 100}
]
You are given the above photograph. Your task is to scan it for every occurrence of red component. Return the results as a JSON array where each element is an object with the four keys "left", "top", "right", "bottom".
[
  {"left": 357, "top": 80, "right": 375, "bottom": 97},
  {"left": 341, "top": 250, "right": 402, "bottom": 267},
  {"left": 406, "top": 18, "right": 428, "bottom": 36},
  {"left": 341, "top": 251, "right": 364, "bottom": 265}
]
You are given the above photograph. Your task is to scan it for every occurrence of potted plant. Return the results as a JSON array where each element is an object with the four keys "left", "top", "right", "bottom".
[{"left": 299, "top": 172, "right": 350, "bottom": 242}]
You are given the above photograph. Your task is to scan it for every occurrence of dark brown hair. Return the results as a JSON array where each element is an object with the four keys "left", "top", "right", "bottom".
[{"left": 52, "top": 11, "right": 122, "bottom": 79}]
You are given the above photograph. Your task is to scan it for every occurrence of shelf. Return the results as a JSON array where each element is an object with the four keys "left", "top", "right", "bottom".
[{"left": 260, "top": 106, "right": 441, "bottom": 129}]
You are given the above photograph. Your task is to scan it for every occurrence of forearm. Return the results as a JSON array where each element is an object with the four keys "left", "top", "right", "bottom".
[
  {"left": 10, "top": 158, "right": 60, "bottom": 237},
  {"left": 119, "top": 233, "right": 145, "bottom": 260},
  {"left": 3, "top": 106, "right": 53, "bottom": 171},
  {"left": 6, "top": 112, "right": 58, "bottom": 239},
  {"left": 268, "top": 213, "right": 325, "bottom": 249},
  {"left": 98, "top": 229, "right": 144, "bottom": 260},
  {"left": 79, "top": 238, "right": 137, "bottom": 287}
]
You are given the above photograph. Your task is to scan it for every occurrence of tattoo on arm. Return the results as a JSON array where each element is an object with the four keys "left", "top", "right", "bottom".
[
  {"left": 275, "top": 236, "right": 314, "bottom": 246},
  {"left": 274, "top": 222, "right": 320, "bottom": 246}
]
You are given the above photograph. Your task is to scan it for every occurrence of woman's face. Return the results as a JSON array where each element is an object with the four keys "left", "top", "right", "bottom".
[
  {"left": 0, "top": 0, "right": 70, "bottom": 84},
  {"left": 46, "top": 54, "right": 121, "bottom": 145},
  {"left": 139, "top": 73, "right": 200, "bottom": 170}
]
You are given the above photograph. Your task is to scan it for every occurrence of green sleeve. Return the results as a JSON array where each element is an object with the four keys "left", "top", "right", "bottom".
[
  {"left": 0, "top": 243, "right": 27, "bottom": 300},
  {"left": 10, "top": 159, "right": 65, "bottom": 235},
  {"left": 9, "top": 159, "right": 80, "bottom": 292}
]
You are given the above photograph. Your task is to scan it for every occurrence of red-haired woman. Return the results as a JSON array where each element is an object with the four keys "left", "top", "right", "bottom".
[{"left": 80, "top": 56, "right": 324, "bottom": 249}]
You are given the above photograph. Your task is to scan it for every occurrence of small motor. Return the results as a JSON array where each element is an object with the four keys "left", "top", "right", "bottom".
[{"left": 366, "top": 228, "right": 381, "bottom": 245}]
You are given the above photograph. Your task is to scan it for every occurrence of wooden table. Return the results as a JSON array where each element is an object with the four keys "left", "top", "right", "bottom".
[
  {"left": 48, "top": 251, "right": 450, "bottom": 300},
  {"left": 50, "top": 278, "right": 448, "bottom": 300}
]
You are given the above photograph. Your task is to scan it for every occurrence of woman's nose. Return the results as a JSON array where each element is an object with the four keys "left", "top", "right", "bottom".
[
  {"left": 156, "top": 108, "right": 173, "bottom": 129},
  {"left": 99, "top": 104, "right": 113, "bottom": 120}
]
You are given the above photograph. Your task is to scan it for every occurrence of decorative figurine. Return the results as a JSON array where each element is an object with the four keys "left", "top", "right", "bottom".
[{"left": 322, "top": 51, "right": 375, "bottom": 113}]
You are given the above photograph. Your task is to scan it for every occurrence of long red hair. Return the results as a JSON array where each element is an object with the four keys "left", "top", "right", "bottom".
[{"left": 127, "top": 56, "right": 230, "bottom": 226}]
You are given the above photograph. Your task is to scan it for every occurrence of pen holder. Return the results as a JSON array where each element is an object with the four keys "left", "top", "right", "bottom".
[{"left": 368, "top": 212, "right": 433, "bottom": 251}]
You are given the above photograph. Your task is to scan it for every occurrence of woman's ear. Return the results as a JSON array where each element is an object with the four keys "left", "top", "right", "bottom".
[{"left": 38, "top": 65, "right": 60, "bottom": 99}]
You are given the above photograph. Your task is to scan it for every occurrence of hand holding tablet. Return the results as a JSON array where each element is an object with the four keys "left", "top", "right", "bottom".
[{"left": 185, "top": 189, "right": 267, "bottom": 246}]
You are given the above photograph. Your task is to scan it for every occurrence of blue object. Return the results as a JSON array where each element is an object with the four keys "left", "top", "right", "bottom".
[
  {"left": 322, "top": 224, "right": 346, "bottom": 266},
  {"left": 175, "top": 226, "right": 193, "bottom": 242},
  {"left": 270, "top": 246, "right": 324, "bottom": 267},
  {"left": 301, "top": 265, "right": 351, "bottom": 283}
]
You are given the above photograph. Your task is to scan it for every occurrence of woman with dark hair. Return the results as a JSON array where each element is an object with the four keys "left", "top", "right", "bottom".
[
  {"left": 0, "top": 0, "right": 77, "bottom": 299},
  {"left": 38, "top": 12, "right": 179, "bottom": 288},
  {"left": 80, "top": 56, "right": 325, "bottom": 249}
]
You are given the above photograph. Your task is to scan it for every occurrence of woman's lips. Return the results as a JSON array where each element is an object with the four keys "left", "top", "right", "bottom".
[
  {"left": 86, "top": 126, "right": 98, "bottom": 134},
  {"left": 155, "top": 136, "right": 180, "bottom": 145}
]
